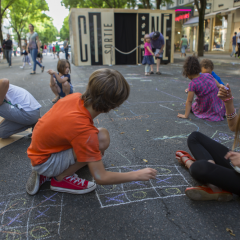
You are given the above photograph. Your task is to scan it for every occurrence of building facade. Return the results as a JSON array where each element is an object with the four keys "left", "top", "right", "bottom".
[{"left": 165, "top": 0, "right": 240, "bottom": 53}]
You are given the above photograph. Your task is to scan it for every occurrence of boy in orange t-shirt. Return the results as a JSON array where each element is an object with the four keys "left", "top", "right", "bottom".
[{"left": 26, "top": 68, "right": 157, "bottom": 195}]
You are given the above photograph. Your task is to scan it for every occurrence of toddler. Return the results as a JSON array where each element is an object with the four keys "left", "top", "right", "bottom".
[
  {"left": 48, "top": 59, "right": 73, "bottom": 103},
  {"left": 178, "top": 56, "right": 225, "bottom": 122},
  {"left": 142, "top": 34, "right": 155, "bottom": 76},
  {"left": 20, "top": 46, "right": 31, "bottom": 68}
]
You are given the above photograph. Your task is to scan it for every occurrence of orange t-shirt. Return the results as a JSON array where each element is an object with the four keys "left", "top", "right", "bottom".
[{"left": 27, "top": 93, "right": 102, "bottom": 166}]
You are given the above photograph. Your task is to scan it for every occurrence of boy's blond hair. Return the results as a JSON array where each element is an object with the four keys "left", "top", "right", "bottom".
[{"left": 82, "top": 68, "right": 130, "bottom": 113}]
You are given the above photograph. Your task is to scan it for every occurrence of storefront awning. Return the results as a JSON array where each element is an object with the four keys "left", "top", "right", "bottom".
[
  {"left": 205, "top": 11, "right": 221, "bottom": 17},
  {"left": 219, "top": 7, "right": 240, "bottom": 14},
  {"left": 183, "top": 17, "right": 199, "bottom": 26}
]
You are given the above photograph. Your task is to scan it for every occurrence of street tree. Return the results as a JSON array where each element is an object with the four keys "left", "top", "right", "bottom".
[
  {"left": 8, "top": 0, "right": 48, "bottom": 49},
  {"left": 0, "top": 0, "right": 16, "bottom": 45},
  {"left": 194, "top": 0, "right": 206, "bottom": 56},
  {"left": 60, "top": 15, "right": 69, "bottom": 41}
]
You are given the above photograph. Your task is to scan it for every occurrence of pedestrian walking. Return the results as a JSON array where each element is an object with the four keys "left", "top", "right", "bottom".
[
  {"left": 3, "top": 34, "right": 13, "bottom": 67},
  {"left": 230, "top": 32, "right": 237, "bottom": 57},
  {"left": 180, "top": 35, "right": 188, "bottom": 57},
  {"left": 56, "top": 42, "right": 60, "bottom": 59},
  {"left": 237, "top": 28, "right": 240, "bottom": 58},
  {"left": 63, "top": 38, "right": 69, "bottom": 60},
  {"left": 27, "top": 23, "right": 44, "bottom": 74}
]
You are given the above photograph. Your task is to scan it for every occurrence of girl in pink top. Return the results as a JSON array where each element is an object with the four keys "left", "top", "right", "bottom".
[{"left": 142, "top": 34, "right": 155, "bottom": 76}]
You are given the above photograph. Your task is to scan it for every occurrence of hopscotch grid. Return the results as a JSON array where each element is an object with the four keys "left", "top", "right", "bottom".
[
  {"left": 2, "top": 204, "right": 64, "bottom": 213},
  {"left": 58, "top": 193, "right": 64, "bottom": 235},
  {"left": 119, "top": 169, "right": 131, "bottom": 203},
  {"left": 0, "top": 191, "right": 64, "bottom": 239},
  {"left": 96, "top": 165, "right": 191, "bottom": 208},
  {"left": 26, "top": 195, "right": 35, "bottom": 240},
  {"left": 175, "top": 165, "right": 192, "bottom": 187},
  {"left": 96, "top": 184, "right": 189, "bottom": 196},
  {"left": 100, "top": 194, "right": 186, "bottom": 208},
  {"left": 1, "top": 221, "right": 59, "bottom": 230},
  {"left": 149, "top": 179, "right": 161, "bottom": 197}
]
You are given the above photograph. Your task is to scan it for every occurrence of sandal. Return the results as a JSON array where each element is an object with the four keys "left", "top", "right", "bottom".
[
  {"left": 185, "top": 186, "right": 233, "bottom": 201},
  {"left": 156, "top": 72, "right": 162, "bottom": 75},
  {"left": 30, "top": 71, "right": 36, "bottom": 75},
  {"left": 52, "top": 96, "right": 60, "bottom": 103},
  {"left": 150, "top": 71, "right": 154, "bottom": 74},
  {"left": 42, "top": 66, "right": 45, "bottom": 72},
  {"left": 175, "top": 150, "right": 195, "bottom": 167},
  {"left": 145, "top": 73, "right": 148, "bottom": 76}
]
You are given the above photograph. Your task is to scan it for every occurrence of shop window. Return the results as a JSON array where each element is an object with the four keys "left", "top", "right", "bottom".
[{"left": 213, "top": 15, "right": 228, "bottom": 51}]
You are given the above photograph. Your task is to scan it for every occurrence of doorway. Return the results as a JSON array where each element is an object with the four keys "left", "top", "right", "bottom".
[{"left": 114, "top": 13, "right": 137, "bottom": 64}]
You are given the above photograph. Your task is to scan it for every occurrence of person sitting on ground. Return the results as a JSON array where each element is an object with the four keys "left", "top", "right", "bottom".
[
  {"left": 48, "top": 59, "right": 73, "bottom": 103},
  {"left": 175, "top": 83, "right": 240, "bottom": 201},
  {"left": 0, "top": 78, "right": 41, "bottom": 139},
  {"left": 26, "top": 68, "right": 157, "bottom": 196},
  {"left": 178, "top": 56, "right": 225, "bottom": 121},
  {"left": 185, "top": 58, "right": 224, "bottom": 93},
  {"left": 149, "top": 31, "right": 165, "bottom": 75}
]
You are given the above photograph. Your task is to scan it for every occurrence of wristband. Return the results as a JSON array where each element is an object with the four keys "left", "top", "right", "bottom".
[{"left": 223, "top": 96, "right": 234, "bottom": 102}]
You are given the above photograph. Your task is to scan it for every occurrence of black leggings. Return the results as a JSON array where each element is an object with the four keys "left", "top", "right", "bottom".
[
  {"left": 188, "top": 131, "right": 240, "bottom": 195},
  {"left": 238, "top": 43, "right": 240, "bottom": 57}
]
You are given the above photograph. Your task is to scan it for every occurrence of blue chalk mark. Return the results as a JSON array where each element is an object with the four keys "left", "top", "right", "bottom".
[
  {"left": 34, "top": 207, "right": 50, "bottom": 219},
  {"left": 8, "top": 214, "right": 22, "bottom": 225},
  {"left": 204, "top": 121, "right": 212, "bottom": 127},
  {"left": 130, "top": 181, "right": 146, "bottom": 186},
  {"left": 42, "top": 193, "right": 57, "bottom": 203},
  {"left": 106, "top": 193, "right": 125, "bottom": 203},
  {"left": 130, "top": 110, "right": 138, "bottom": 116},
  {"left": 156, "top": 177, "right": 171, "bottom": 184},
  {"left": 160, "top": 91, "right": 185, "bottom": 101}
]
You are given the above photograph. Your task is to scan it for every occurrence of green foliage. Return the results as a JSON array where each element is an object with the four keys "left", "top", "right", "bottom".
[
  {"left": 7, "top": 0, "right": 59, "bottom": 46},
  {"left": 61, "top": 0, "right": 173, "bottom": 9},
  {"left": 60, "top": 15, "right": 69, "bottom": 41}
]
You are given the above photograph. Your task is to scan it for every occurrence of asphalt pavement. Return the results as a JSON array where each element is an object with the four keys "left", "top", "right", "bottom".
[{"left": 0, "top": 52, "right": 240, "bottom": 239}]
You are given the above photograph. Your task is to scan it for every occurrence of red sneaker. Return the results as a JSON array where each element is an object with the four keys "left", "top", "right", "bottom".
[
  {"left": 26, "top": 171, "right": 49, "bottom": 195},
  {"left": 50, "top": 174, "right": 96, "bottom": 194},
  {"left": 185, "top": 186, "right": 233, "bottom": 201}
]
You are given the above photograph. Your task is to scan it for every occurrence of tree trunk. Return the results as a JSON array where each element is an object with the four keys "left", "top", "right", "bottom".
[
  {"left": 197, "top": 0, "right": 206, "bottom": 56},
  {"left": 17, "top": 32, "right": 21, "bottom": 51},
  {"left": 146, "top": 0, "right": 150, "bottom": 9},
  {"left": 0, "top": 15, "right": 3, "bottom": 46},
  {"left": 156, "top": 0, "right": 162, "bottom": 9}
]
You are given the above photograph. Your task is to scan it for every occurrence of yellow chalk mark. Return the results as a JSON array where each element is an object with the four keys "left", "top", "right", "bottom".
[
  {"left": 165, "top": 188, "right": 181, "bottom": 195},
  {"left": 132, "top": 191, "right": 147, "bottom": 199}
]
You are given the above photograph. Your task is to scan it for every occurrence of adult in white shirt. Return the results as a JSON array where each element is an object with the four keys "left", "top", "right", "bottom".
[
  {"left": 237, "top": 28, "right": 240, "bottom": 58},
  {"left": 0, "top": 78, "right": 41, "bottom": 138}
]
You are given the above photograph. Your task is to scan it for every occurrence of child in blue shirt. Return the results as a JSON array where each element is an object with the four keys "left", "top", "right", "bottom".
[
  {"left": 185, "top": 58, "right": 224, "bottom": 93},
  {"left": 48, "top": 59, "right": 73, "bottom": 103}
]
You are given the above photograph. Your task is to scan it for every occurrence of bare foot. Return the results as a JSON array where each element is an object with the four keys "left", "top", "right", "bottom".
[{"left": 176, "top": 152, "right": 194, "bottom": 169}]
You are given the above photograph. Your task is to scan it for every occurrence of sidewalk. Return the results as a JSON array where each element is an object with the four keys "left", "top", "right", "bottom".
[{"left": 174, "top": 51, "right": 240, "bottom": 64}]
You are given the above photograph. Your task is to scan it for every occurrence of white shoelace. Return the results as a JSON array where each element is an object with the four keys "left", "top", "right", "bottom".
[{"left": 66, "top": 174, "right": 86, "bottom": 186}]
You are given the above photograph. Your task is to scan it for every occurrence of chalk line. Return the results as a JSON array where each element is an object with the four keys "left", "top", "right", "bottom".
[
  {"left": 116, "top": 151, "right": 131, "bottom": 164},
  {"left": 175, "top": 165, "right": 192, "bottom": 187},
  {"left": 58, "top": 193, "right": 64, "bottom": 235},
  {"left": 160, "top": 90, "right": 185, "bottom": 101},
  {"left": 159, "top": 104, "right": 174, "bottom": 111}
]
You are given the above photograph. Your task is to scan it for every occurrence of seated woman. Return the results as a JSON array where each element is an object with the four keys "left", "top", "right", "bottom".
[
  {"left": 178, "top": 56, "right": 225, "bottom": 122},
  {"left": 176, "top": 83, "right": 240, "bottom": 201},
  {"left": 0, "top": 78, "right": 41, "bottom": 138}
]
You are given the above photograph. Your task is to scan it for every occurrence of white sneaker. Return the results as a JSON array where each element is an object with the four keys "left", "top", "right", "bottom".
[{"left": 20, "top": 66, "right": 24, "bottom": 68}]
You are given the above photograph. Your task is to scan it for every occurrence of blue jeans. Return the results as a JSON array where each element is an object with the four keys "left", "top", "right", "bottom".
[
  {"left": 30, "top": 48, "right": 42, "bottom": 72},
  {"left": 64, "top": 48, "right": 68, "bottom": 60},
  {"left": 4, "top": 49, "right": 12, "bottom": 66},
  {"left": 230, "top": 45, "right": 236, "bottom": 57}
]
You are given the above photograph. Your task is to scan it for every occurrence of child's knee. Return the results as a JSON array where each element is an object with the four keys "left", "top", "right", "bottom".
[
  {"left": 62, "top": 81, "right": 70, "bottom": 90},
  {"left": 98, "top": 128, "right": 110, "bottom": 153}
]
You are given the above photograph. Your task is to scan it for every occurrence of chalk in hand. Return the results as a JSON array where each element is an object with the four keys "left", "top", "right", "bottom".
[{"left": 224, "top": 86, "right": 229, "bottom": 90}]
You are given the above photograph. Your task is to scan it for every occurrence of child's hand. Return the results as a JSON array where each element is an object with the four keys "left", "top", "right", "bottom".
[
  {"left": 185, "top": 88, "right": 189, "bottom": 93},
  {"left": 47, "top": 69, "right": 54, "bottom": 75},
  {"left": 135, "top": 168, "right": 157, "bottom": 181},
  {"left": 177, "top": 113, "right": 187, "bottom": 119},
  {"left": 217, "top": 83, "right": 232, "bottom": 101},
  {"left": 225, "top": 151, "right": 240, "bottom": 168}
]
